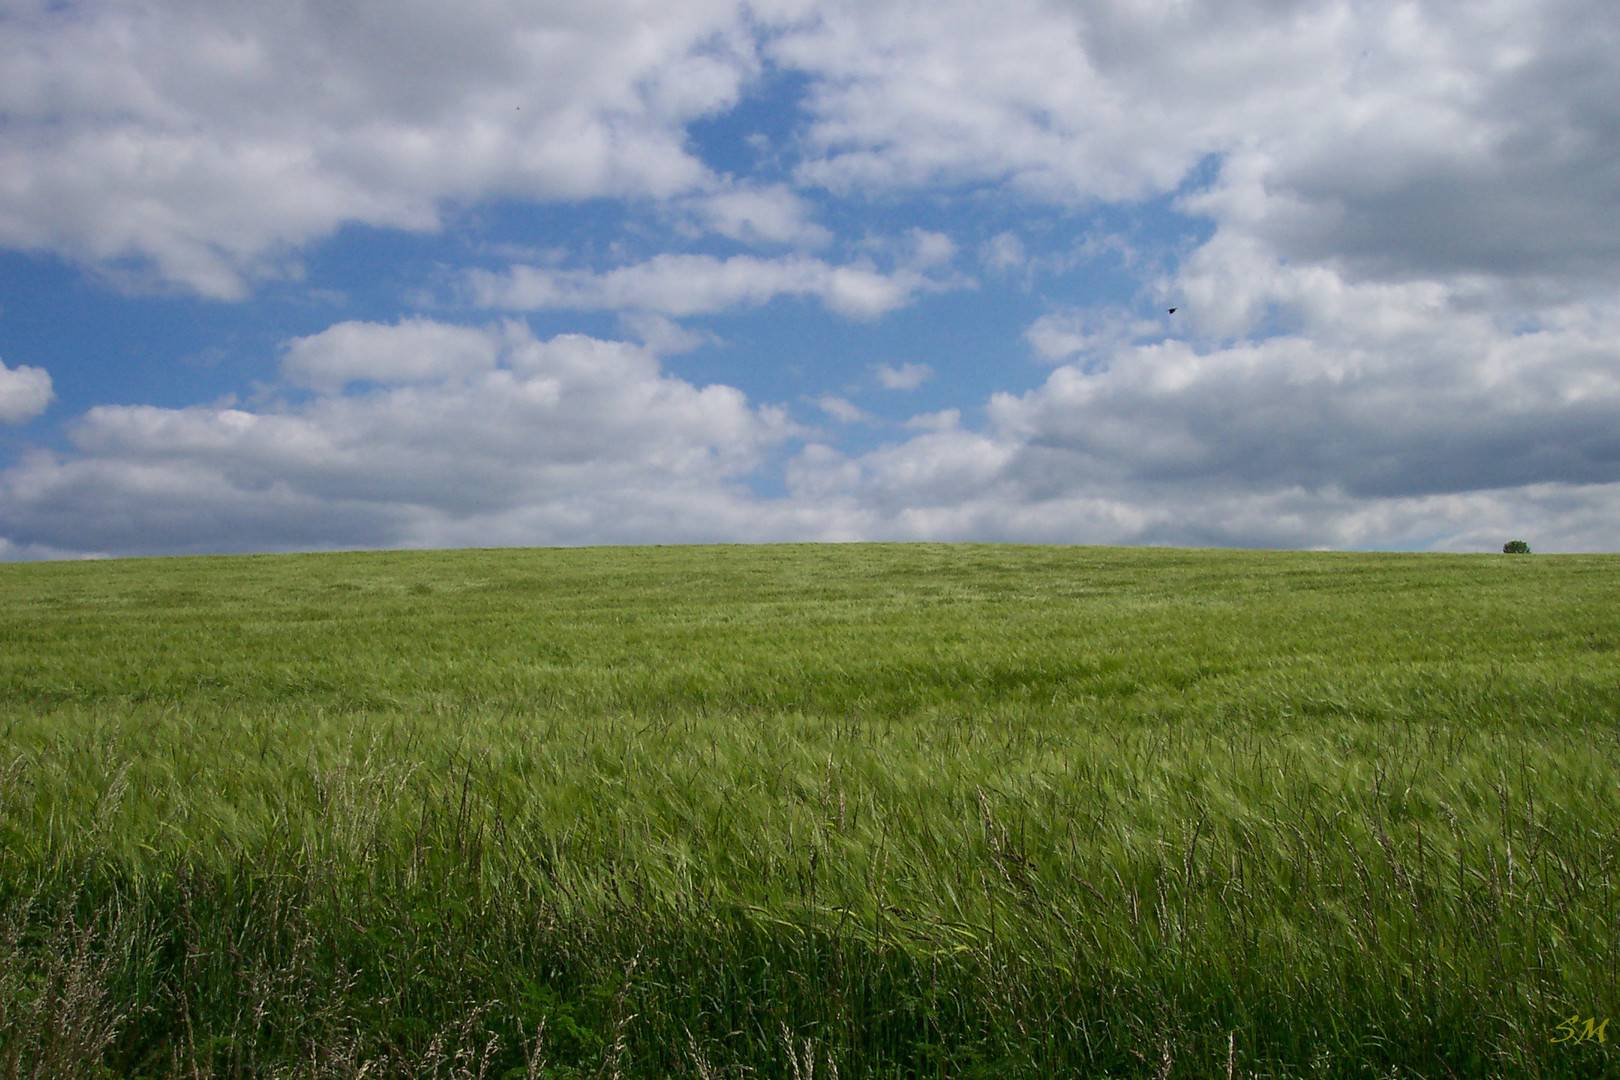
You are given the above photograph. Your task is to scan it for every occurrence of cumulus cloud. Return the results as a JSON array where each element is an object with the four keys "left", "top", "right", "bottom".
[
  {"left": 7, "top": 0, "right": 1620, "bottom": 556},
  {"left": 281, "top": 318, "right": 502, "bottom": 392},
  {"left": 980, "top": 233, "right": 1026, "bottom": 272},
  {"left": 785, "top": 435, "right": 1620, "bottom": 553},
  {"left": 0, "top": 0, "right": 806, "bottom": 296},
  {"left": 814, "top": 395, "right": 873, "bottom": 424},
  {"left": 8, "top": 275, "right": 1620, "bottom": 554},
  {"left": 994, "top": 320, "right": 1620, "bottom": 500},
  {"left": 902, "top": 230, "right": 957, "bottom": 269},
  {"left": 873, "top": 362, "right": 932, "bottom": 390},
  {"left": 774, "top": 0, "right": 1620, "bottom": 298},
  {"left": 0, "top": 360, "right": 52, "bottom": 424},
  {"left": 6, "top": 0, "right": 1617, "bottom": 308},
  {"left": 466, "top": 254, "right": 938, "bottom": 319},
  {"left": 903, "top": 408, "right": 960, "bottom": 432},
  {"left": 731, "top": 0, "right": 1620, "bottom": 550},
  {"left": 774, "top": 0, "right": 1303, "bottom": 200},
  {"left": 1179, "top": 1, "right": 1620, "bottom": 290},
  {"left": 778, "top": 253, "right": 1620, "bottom": 551},
  {"left": 682, "top": 185, "right": 833, "bottom": 247},
  {"left": 1023, "top": 308, "right": 1161, "bottom": 365},
  {"left": 0, "top": 319, "right": 796, "bottom": 556},
  {"left": 617, "top": 312, "right": 719, "bottom": 354}
]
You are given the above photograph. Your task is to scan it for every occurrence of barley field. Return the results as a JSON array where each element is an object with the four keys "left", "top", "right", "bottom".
[{"left": 1, "top": 543, "right": 1617, "bottom": 1078}]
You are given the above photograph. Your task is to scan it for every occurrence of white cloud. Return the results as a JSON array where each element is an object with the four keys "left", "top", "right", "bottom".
[
  {"left": 815, "top": 395, "right": 873, "bottom": 424},
  {"left": 774, "top": 0, "right": 1620, "bottom": 296},
  {"left": 905, "top": 230, "right": 957, "bottom": 269},
  {"left": 8, "top": 0, "right": 1613, "bottom": 307},
  {"left": 783, "top": 434, "right": 1620, "bottom": 552},
  {"left": 980, "top": 232, "right": 1025, "bottom": 272},
  {"left": 873, "top": 362, "right": 932, "bottom": 390},
  {"left": 683, "top": 185, "right": 833, "bottom": 247},
  {"left": 0, "top": 360, "right": 52, "bottom": 424},
  {"left": 773, "top": 253, "right": 1620, "bottom": 551},
  {"left": 281, "top": 318, "right": 503, "bottom": 392},
  {"left": 0, "top": 0, "right": 797, "bottom": 297},
  {"left": 774, "top": 0, "right": 1291, "bottom": 200},
  {"left": 903, "top": 408, "right": 959, "bottom": 432},
  {"left": 617, "top": 312, "right": 719, "bottom": 354},
  {"left": 8, "top": 0, "right": 1620, "bottom": 557},
  {"left": 1031, "top": 255, "right": 1620, "bottom": 500},
  {"left": 1024, "top": 307, "right": 1160, "bottom": 365},
  {"left": 0, "top": 320, "right": 797, "bottom": 556},
  {"left": 9, "top": 275, "right": 1620, "bottom": 555},
  {"left": 1175, "top": 2, "right": 1620, "bottom": 291},
  {"left": 466, "top": 253, "right": 937, "bottom": 319}
]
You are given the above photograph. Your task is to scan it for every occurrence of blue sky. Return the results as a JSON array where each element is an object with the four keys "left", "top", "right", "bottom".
[{"left": 2, "top": 0, "right": 1619, "bottom": 558}]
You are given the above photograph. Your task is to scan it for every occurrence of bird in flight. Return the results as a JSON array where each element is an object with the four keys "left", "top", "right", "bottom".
[{"left": 1167, "top": 307, "right": 1177, "bottom": 314}]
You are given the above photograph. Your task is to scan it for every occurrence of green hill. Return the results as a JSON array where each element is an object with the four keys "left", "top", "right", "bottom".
[{"left": 2, "top": 544, "right": 1617, "bottom": 1077}]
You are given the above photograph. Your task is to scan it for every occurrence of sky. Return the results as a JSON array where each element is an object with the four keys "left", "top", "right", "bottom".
[{"left": 2, "top": 0, "right": 1619, "bottom": 559}]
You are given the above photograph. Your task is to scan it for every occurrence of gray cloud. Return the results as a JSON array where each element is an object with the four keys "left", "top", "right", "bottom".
[
  {"left": 779, "top": 0, "right": 1620, "bottom": 296},
  {"left": 1016, "top": 261, "right": 1620, "bottom": 499},
  {"left": 1185, "top": 3, "right": 1620, "bottom": 290}
]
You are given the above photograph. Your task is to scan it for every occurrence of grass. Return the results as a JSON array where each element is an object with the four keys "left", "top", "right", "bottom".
[{"left": 0, "top": 542, "right": 1618, "bottom": 1078}]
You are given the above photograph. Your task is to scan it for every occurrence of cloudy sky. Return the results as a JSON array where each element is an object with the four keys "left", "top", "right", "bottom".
[{"left": 2, "top": 0, "right": 1618, "bottom": 558}]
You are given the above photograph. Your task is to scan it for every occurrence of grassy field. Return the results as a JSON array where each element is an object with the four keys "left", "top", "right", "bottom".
[{"left": 1, "top": 542, "right": 1617, "bottom": 1078}]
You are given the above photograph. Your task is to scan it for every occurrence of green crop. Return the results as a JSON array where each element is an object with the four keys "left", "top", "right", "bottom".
[{"left": 1, "top": 543, "right": 1617, "bottom": 1078}]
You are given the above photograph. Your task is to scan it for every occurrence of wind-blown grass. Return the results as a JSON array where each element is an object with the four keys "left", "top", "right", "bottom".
[{"left": 1, "top": 543, "right": 1617, "bottom": 1077}]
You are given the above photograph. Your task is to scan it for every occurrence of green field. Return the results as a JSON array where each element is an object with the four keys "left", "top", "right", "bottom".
[{"left": 1, "top": 543, "right": 1617, "bottom": 1078}]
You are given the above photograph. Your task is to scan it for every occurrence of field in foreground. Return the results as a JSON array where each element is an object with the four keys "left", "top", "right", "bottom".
[{"left": 1, "top": 543, "right": 1618, "bottom": 1079}]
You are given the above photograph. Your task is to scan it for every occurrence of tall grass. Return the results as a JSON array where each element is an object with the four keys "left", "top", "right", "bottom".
[{"left": 1, "top": 544, "right": 1617, "bottom": 1077}]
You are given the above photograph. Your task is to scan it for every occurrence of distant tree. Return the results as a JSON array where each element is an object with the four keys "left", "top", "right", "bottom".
[{"left": 1503, "top": 540, "right": 1531, "bottom": 554}]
